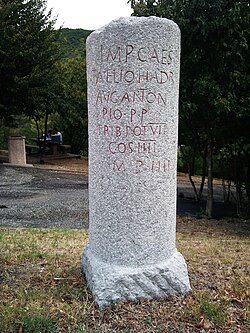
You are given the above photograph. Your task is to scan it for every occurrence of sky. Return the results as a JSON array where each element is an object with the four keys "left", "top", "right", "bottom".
[{"left": 46, "top": 0, "right": 133, "bottom": 31}]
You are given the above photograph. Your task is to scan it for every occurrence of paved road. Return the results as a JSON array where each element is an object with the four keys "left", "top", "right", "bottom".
[{"left": 0, "top": 164, "right": 237, "bottom": 229}]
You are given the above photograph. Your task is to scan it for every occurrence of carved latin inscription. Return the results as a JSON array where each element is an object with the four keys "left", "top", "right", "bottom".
[
  {"left": 90, "top": 42, "right": 177, "bottom": 174},
  {"left": 100, "top": 44, "right": 174, "bottom": 64}
]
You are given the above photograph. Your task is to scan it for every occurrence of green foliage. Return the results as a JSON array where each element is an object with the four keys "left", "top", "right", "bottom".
[
  {"left": 56, "top": 44, "right": 88, "bottom": 154},
  {"left": 0, "top": 123, "right": 10, "bottom": 150},
  {"left": 40, "top": 29, "right": 90, "bottom": 153},
  {"left": 0, "top": 0, "right": 63, "bottom": 122},
  {"left": 129, "top": 0, "right": 157, "bottom": 16},
  {"left": 0, "top": 116, "right": 38, "bottom": 149},
  {"left": 0, "top": 0, "right": 91, "bottom": 155},
  {"left": 132, "top": 0, "right": 250, "bottom": 215},
  {"left": 172, "top": 0, "right": 249, "bottom": 150}
]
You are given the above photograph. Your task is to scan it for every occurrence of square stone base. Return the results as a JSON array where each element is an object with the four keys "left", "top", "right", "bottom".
[{"left": 82, "top": 245, "right": 191, "bottom": 308}]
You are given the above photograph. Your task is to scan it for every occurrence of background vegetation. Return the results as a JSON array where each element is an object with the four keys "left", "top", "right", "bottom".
[
  {"left": 130, "top": 0, "right": 250, "bottom": 218},
  {"left": 0, "top": 0, "right": 91, "bottom": 154}
]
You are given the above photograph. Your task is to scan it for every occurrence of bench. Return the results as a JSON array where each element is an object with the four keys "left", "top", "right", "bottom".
[
  {"left": 58, "top": 144, "right": 71, "bottom": 154},
  {"left": 25, "top": 144, "right": 41, "bottom": 155},
  {"left": 26, "top": 143, "right": 71, "bottom": 156}
]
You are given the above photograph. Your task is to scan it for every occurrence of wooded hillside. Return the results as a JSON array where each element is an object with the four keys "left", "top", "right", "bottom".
[{"left": 59, "top": 28, "right": 93, "bottom": 58}]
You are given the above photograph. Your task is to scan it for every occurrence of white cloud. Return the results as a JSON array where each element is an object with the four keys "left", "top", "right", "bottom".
[{"left": 47, "top": 0, "right": 133, "bottom": 30}]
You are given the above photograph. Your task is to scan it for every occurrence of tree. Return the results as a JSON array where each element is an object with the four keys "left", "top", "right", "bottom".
[
  {"left": 56, "top": 44, "right": 88, "bottom": 154},
  {"left": 177, "top": 0, "right": 249, "bottom": 217},
  {"left": 130, "top": 0, "right": 157, "bottom": 16},
  {"left": 130, "top": 0, "right": 250, "bottom": 218},
  {"left": 0, "top": 0, "right": 62, "bottom": 122}
]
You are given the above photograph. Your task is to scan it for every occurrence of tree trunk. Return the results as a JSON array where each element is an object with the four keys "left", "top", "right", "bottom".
[
  {"left": 222, "top": 179, "right": 231, "bottom": 203},
  {"left": 198, "top": 149, "right": 207, "bottom": 201},
  {"left": 180, "top": 145, "right": 199, "bottom": 201},
  {"left": 39, "top": 111, "right": 49, "bottom": 164},
  {"left": 35, "top": 119, "right": 40, "bottom": 141},
  {"left": 206, "top": 143, "right": 213, "bottom": 218}
]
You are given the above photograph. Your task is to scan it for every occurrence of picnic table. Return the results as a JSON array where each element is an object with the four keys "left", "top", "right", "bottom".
[{"left": 26, "top": 137, "right": 71, "bottom": 156}]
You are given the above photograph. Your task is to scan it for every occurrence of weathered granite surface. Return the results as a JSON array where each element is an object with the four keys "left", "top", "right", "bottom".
[
  {"left": 8, "top": 136, "right": 27, "bottom": 165},
  {"left": 83, "top": 247, "right": 190, "bottom": 308},
  {"left": 83, "top": 16, "right": 191, "bottom": 307}
]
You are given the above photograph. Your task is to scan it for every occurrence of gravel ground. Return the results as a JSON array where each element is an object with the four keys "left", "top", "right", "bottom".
[
  {"left": 0, "top": 162, "right": 238, "bottom": 230},
  {"left": 0, "top": 164, "right": 89, "bottom": 229}
]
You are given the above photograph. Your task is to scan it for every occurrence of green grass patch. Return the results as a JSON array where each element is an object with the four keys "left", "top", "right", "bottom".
[
  {"left": 199, "top": 295, "right": 228, "bottom": 325},
  {"left": 22, "top": 315, "right": 58, "bottom": 333}
]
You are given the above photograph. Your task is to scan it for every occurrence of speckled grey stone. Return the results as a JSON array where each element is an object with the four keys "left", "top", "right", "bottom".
[
  {"left": 8, "top": 136, "right": 27, "bottom": 165},
  {"left": 82, "top": 16, "right": 191, "bottom": 308}
]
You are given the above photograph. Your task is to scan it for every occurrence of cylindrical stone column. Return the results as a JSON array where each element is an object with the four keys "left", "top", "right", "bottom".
[
  {"left": 83, "top": 16, "right": 191, "bottom": 308},
  {"left": 8, "top": 136, "right": 27, "bottom": 165}
]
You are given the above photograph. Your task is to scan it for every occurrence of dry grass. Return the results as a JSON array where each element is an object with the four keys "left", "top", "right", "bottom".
[{"left": 0, "top": 217, "right": 250, "bottom": 333}]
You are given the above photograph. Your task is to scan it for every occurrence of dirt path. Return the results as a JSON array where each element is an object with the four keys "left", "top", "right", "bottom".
[
  {"left": 0, "top": 158, "right": 250, "bottom": 235},
  {"left": 1, "top": 157, "right": 245, "bottom": 231},
  {"left": 0, "top": 163, "right": 89, "bottom": 229},
  {"left": 27, "top": 156, "right": 89, "bottom": 174},
  {"left": 28, "top": 156, "right": 238, "bottom": 219}
]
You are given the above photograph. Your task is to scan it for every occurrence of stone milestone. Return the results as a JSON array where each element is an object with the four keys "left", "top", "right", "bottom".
[{"left": 82, "top": 16, "right": 191, "bottom": 308}]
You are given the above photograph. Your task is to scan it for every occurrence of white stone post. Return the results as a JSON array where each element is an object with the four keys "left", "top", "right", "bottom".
[
  {"left": 8, "top": 136, "right": 27, "bottom": 165},
  {"left": 83, "top": 17, "right": 191, "bottom": 308}
]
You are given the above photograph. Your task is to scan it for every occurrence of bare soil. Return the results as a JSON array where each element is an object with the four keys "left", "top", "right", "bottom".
[
  {"left": 1, "top": 156, "right": 248, "bottom": 232},
  {"left": 29, "top": 156, "right": 239, "bottom": 220},
  {"left": 27, "top": 155, "right": 89, "bottom": 174}
]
